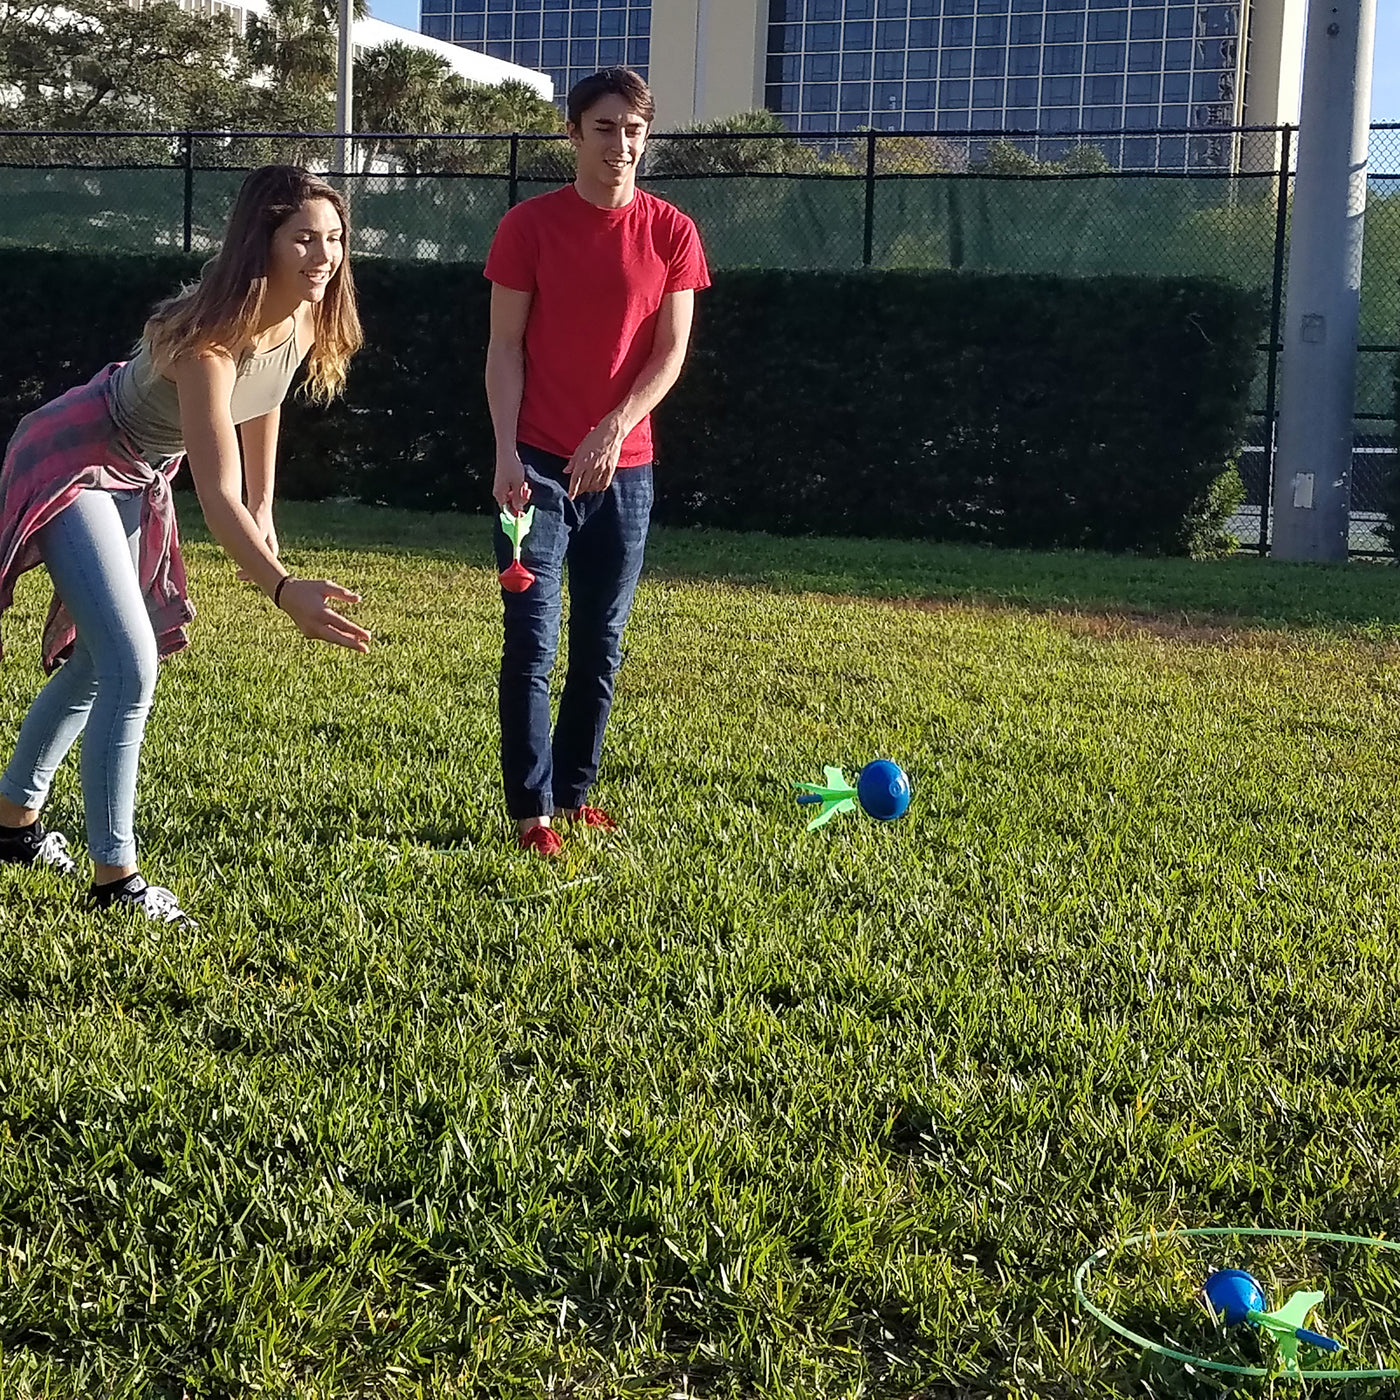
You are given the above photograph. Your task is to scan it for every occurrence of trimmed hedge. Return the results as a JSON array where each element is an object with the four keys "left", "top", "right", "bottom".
[
  {"left": 661, "top": 269, "right": 1259, "bottom": 554},
  {"left": 0, "top": 250, "right": 1263, "bottom": 555}
]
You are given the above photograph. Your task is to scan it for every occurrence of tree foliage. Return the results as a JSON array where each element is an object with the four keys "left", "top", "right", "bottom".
[
  {"left": 646, "top": 109, "right": 830, "bottom": 176},
  {"left": 976, "top": 137, "right": 1113, "bottom": 175},
  {"left": 0, "top": 0, "right": 253, "bottom": 133},
  {"left": 0, "top": 0, "right": 559, "bottom": 165}
]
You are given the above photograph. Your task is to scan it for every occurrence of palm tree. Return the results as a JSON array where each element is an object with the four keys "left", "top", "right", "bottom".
[
  {"left": 646, "top": 109, "right": 821, "bottom": 176},
  {"left": 451, "top": 78, "right": 564, "bottom": 175},
  {"left": 354, "top": 41, "right": 453, "bottom": 170},
  {"left": 246, "top": 0, "right": 368, "bottom": 108},
  {"left": 243, "top": 0, "right": 367, "bottom": 163}
]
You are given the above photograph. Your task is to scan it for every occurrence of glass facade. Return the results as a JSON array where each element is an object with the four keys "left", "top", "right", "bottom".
[
  {"left": 763, "top": 0, "right": 1244, "bottom": 167},
  {"left": 421, "top": 0, "right": 650, "bottom": 105}
]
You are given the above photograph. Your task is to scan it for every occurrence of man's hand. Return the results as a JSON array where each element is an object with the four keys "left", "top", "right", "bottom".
[
  {"left": 493, "top": 451, "right": 532, "bottom": 513},
  {"left": 565, "top": 415, "right": 626, "bottom": 499}
]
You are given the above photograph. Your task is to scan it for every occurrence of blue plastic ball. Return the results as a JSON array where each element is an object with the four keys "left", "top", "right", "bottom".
[
  {"left": 1203, "top": 1269, "right": 1268, "bottom": 1326},
  {"left": 856, "top": 760, "right": 911, "bottom": 821}
]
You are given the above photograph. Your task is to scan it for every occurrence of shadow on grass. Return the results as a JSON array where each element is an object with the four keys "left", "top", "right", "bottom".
[{"left": 183, "top": 496, "right": 1400, "bottom": 638}]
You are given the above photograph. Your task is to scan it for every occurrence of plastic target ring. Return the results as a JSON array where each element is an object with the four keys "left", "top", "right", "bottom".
[{"left": 1074, "top": 1227, "right": 1400, "bottom": 1381}]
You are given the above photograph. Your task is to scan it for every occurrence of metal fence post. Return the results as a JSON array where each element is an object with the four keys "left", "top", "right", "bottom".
[
  {"left": 863, "top": 129, "right": 876, "bottom": 268},
  {"left": 182, "top": 130, "right": 194, "bottom": 254},
  {"left": 508, "top": 134, "right": 519, "bottom": 209},
  {"left": 1258, "top": 122, "right": 1293, "bottom": 555}
]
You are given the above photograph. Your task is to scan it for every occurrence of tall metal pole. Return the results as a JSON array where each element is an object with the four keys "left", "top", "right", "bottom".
[
  {"left": 1258, "top": 122, "right": 1294, "bottom": 556},
  {"left": 335, "top": 0, "right": 354, "bottom": 177},
  {"left": 1269, "top": 0, "right": 1376, "bottom": 562}
]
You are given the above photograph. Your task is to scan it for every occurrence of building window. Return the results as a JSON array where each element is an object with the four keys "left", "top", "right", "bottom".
[
  {"left": 1046, "top": 12, "right": 1084, "bottom": 43},
  {"left": 1086, "top": 9, "right": 1127, "bottom": 42},
  {"left": 1086, "top": 73, "right": 1123, "bottom": 103},
  {"left": 754, "top": 0, "right": 1246, "bottom": 168},
  {"left": 1130, "top": 7, "right": 1164, "bottom": 39},
  {"left": 1127, "top": 40, "right": 1162, "bottom": 71},
  {"left": 1125, "top": 72, "right": 1159, "bottom": 103},
  {"left": 874, "top": 49, "right": 905, "bottom": 78}
]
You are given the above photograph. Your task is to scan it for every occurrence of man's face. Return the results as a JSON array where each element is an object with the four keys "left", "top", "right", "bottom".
[{"left": 569, "top": 94, "right": 649, "bottom": 189}]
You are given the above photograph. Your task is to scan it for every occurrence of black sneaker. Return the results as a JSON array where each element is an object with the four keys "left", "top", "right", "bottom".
[
  {"left": 0, "top": 822, "right": 77, "bottom": 875},
  {"left": 90, "top": 875, "right": 196, "bottom": 928}
]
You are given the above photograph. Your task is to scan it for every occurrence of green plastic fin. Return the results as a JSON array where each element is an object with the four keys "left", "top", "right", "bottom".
[
  {"left": 499, "top": 506, "right": 535, "bottom": 554},
  {"left": 806, "top": 797, "right": 858, "bottom": 831},
  {"left": 823, "top": 766, "right": 853, "bottom": 793},
  {"left": 1271, "top": 1292, "right": 1325, "bottom": 1332},
  {"left": 1251, "top": 1294, "right": 1325, "bottom": 1380}
]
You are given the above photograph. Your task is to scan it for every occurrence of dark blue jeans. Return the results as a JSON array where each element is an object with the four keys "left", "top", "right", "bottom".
[{"left": 493, "top": 444, "right": 653, "bottom": 820}]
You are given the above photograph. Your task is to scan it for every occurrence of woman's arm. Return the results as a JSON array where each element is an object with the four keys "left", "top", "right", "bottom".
[
  {"left": 564, "top": 290, "right": 696, "bottom": 499},
  {"left": 171, "top": 350, "right": 370, "bottom": 651},
  {"left": 484, "top": 284, "right": 533, "bottom": 511},
  {"left": 238, "top": 404, "right": 281, "bottom": 563}
]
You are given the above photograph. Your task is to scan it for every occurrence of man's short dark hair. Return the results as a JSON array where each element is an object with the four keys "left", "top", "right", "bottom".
[{"left": 566, "top": 68, "right": 656, "bottom": 129}]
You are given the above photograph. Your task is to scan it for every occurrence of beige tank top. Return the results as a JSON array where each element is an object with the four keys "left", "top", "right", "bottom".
[{"left": 104, "top": 328, "right": 307, "bottom": 460}]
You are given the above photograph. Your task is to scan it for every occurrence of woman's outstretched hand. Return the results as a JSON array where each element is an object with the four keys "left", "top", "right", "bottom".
[{"left": 277, "top": 578, "right": 371, "bottom": 652}]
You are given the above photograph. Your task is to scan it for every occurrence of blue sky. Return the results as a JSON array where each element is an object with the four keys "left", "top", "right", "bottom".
[{"left": 367, "top": 0, "right": 1399, "bottom": 122}]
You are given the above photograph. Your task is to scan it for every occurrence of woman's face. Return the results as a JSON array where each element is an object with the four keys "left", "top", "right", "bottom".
[{"left": 268, "top": 197, "right": 344, "bottom": 304}]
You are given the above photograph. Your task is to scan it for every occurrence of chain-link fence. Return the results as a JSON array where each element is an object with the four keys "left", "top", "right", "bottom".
[
  {"left": 0, "top": 123, "right": 1394, "bottom": 555},
  {"left": 1352, "top": 125, "right": 1400, "bottom": 557}
]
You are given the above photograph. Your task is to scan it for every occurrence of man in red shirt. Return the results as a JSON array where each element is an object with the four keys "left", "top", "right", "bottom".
[{"left": 484, "top": 68, "right": 710, "bottom": 857}]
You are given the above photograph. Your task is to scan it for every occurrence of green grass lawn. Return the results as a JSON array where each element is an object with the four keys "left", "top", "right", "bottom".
[{"left": 4, "top": 500, "right": 1400, "bottom": 1399}]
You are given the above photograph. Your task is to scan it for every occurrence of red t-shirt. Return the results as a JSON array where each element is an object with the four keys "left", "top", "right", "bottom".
[{"left": 484, "top": 184, "right": 711, "bottom": 469}]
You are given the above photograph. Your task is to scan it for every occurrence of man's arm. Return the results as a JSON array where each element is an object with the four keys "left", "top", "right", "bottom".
[
  {"left": 565, "top": 289, "right": 696, "bottom": 499},
  {"left": 485, "top": 283, "right": 534, "bottom": 511}
]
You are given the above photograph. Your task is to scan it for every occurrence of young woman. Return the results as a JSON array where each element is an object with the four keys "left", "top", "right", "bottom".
[{"left": 0, "top": 164, "right": 371, "bottom": 925}]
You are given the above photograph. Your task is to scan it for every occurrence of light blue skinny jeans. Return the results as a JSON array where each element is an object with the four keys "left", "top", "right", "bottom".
[{"left": 0, "top": 488, "right": 157, "bottom": 867}]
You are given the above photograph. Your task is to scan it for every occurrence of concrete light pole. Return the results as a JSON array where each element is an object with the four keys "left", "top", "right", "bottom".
[
  {"left": 335, "top": 0, "right": 354, "bottom": 177},
  {"left": 1268, "top": 0, "right": 1376, "bottom": 562}
]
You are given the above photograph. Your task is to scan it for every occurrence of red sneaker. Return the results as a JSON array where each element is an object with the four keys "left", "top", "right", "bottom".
[
  {"left": 567, "top": 805, "right": 617, "bottom": 832},
  {"left": 518, "top": 825, "right": 564, "bottom": 858}
]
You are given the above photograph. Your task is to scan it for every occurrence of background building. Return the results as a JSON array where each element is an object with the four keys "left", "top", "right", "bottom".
[
  {"left": 420, "top": 0, "right": 648, "bottom": 103},
  {"left": 173, "top": 0, "right": 553, "bottom": 97},
  {"left": 424, "top": 0, "right": 1303, "bottom": 167}
]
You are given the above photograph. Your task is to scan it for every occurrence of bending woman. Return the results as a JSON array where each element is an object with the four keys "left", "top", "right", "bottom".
[{"left": 0, "top": 164, "right": 371, "bottom": 926}]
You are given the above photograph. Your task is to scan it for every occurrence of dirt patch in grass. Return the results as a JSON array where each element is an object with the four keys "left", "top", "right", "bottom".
[{"left": 818, "top": 590, "right": 1400, "bottom": 652}]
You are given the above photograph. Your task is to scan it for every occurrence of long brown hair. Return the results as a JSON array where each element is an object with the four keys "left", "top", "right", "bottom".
[{"left": 145, "top": 165, "right": 362, "bottom": 402}]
